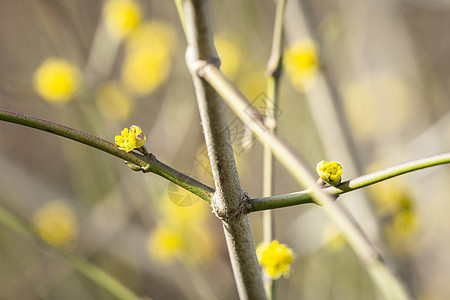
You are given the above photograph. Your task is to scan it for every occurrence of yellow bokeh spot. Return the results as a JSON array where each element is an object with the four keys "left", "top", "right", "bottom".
[
  {"left": 215, "top": 33, "right": 243, "bottom": 79},
  {"left": 121, "top": 48, "right": 170, "bottom": 96},
  {"left": 148, "top": 226, "right": 183, "bottom": 263},
  {"left": 126, "top": 20, "right": 176, "bottom": 55},
  {"left": 147, "top": 196, "right": 214, "bottom": 264},
  {"left": 256, "top": 240, "right": 295, "bottom": 279},
  {"left": 33, "top": 58, "right": 81, "bottom": 104},
  {"left": 103, "top": 0, "right": 141, "bottom": 40},
  {"left": 121, "top": 21, "right": 175, "bottom": 96},
  {"left": 284, "top": 40, "right": 319, "bottom": 92},
  {"left": 95, "top": 81, "right": 133, "bottom": 121},
  {"left": 33, "top": 201, "right": 78, "bottom": 247}
]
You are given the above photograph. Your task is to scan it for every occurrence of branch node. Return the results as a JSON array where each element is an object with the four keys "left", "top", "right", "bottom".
[
  {"left": 210, "top": 190, "right": 250, "bottom": 221},
  {"left": 185, "top": 45, "right": 221, "bottom": 78}
]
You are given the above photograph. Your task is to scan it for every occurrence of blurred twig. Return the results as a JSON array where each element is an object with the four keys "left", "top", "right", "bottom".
[
  {"left": 181, "top": 0, "right": 266, "bottom": 298},
  {"left": 262, "top": 0, "right": 287, "bottom": 298},
  {"left": 0, "top": 205, "right": 141, "bottom": 300}
]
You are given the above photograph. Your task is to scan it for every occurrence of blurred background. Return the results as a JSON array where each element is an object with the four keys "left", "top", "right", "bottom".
[{"left": 1, "top": 0, "right": 450, "bottom": 299}]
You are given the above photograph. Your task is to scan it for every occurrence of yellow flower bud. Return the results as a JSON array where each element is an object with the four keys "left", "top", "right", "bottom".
[
  {"left": 115, "top": 125, "right": 146, "bottom": 152},
  {"left": 316, "top": 160, "right": 343, "bottom": 185}
]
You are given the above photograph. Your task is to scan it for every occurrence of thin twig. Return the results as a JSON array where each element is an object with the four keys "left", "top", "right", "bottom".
[{"left": 250, "top": 151, "right": 450, "bottom": 211}]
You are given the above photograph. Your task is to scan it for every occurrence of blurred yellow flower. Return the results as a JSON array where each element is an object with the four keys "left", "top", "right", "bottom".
[
  {"left": 115, "top": 125, "right": 146, "bottom": 152},
  {"left": 121, "top": 21, "right": 175, "bottom": 96},
  {"left": 148, "top": 199, "right": 214, "bottom": 264},
  {"left": 148, "top": 226, "right": 183, "bottom": 263},
  {"left": 126, "top": 20, "right": 176, "bottom": 54},
  {"left": 284, "top": 40, "right": 319, "bottom": 92},
  {"left": 95, "top": 81, "right": 134, "bottom": 121},
  {"left": 33, "top": 58, "right": 81, "bottom": 104},
  {"left": 215, "top": 33, "right": 243, "bottom": 79},
  {"left": 33, "top": 201, "right": 78, "bottom": 247},
  {"left": 121, "top": 48, "right": 170, "bottom": 96},
  {"left": 316, "top": 160, "right": 343, "bottom": 185},
  {"left": 256, "top": 240, "right": 295, "bottom": 279},
  {"left": 103, "top": 0, "right": 141, "bottom": 40}
]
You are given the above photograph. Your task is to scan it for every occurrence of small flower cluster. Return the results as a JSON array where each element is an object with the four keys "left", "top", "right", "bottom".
[
  {"left": 115, "top": 125, "right": 146, "bottom": 152},
  {"left": 256, "top": 240, "right": 295, "bottom": 279},
  {"left": 316, "top": 160, "right": 343, "bottom": 185}
]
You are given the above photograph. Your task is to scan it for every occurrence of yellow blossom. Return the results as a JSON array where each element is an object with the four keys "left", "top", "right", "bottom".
[
  {"left": 33, "top": 58, "right": 81, "bottom": 104},
  {"left": 256, "top": 240, "right": 295, "bottom": 279},
  {"left": 103, "top": 0, "right": 141, "bottom": 40},
  {"left": 33, "top": 201, "right": 78, "bottom": 247},
  {"left": 316, "top": 160, "right": 343, "bottom": 185},
  {"left": 95, "top": 81, "right": 134, "bottom": 121},
  {"left": 284, "top": 40, "right": 319, "bottom": 92},
  {"left": 115, "top": 125, "right": 146, "bottom": 152}
]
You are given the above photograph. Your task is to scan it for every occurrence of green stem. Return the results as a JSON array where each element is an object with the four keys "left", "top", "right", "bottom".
[
  {"left": 250, "top": 151, "right": 450, "bottom": 211},
  {"left": 0, "top": 109, "right": 214, "bottom": 202}
]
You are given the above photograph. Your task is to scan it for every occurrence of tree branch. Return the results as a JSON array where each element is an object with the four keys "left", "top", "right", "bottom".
[
  {"left": 250, "top": 151, "right": 450, "bottom": 211},
  {"left": 0, "top": 109, "right": 214, "bottom": 202}
]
